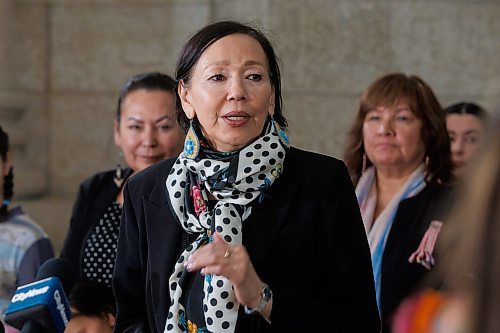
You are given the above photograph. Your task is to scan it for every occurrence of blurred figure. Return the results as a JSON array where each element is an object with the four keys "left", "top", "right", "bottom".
[
  {"left": 393, "top": 113, "right": 500, "bottom": 333},
  {"left": 0, "top": 126, "right": 54, "bottom": 321},
  {"left": 60, "top": 72, "right": 184, "bottom": 296},
  {"left": 445, "top": 102, "right": 489, "bottom": 177},
  {"left": 64, "top": 281, "right": 116, "bottom": 333},
  {"left": 344, "top": 73, "right": 454, "bottom": 333}
]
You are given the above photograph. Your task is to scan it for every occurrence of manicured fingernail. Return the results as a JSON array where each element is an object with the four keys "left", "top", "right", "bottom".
[{"left": 200, "top": 268, "right": 206, "bottom": 275}]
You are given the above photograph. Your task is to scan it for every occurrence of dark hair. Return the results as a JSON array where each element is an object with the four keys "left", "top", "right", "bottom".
[
  {"left": 445, "top": 102, "right": 489, "bottom": 121},
  {"left": 174, "top": 20, "right": 286, "bottom": 131},
  {"left": 343, "top": 73, "right": 453, "bottom": 185},
  {"left": 0, "top": 126, "right": 13, "bottom": 221},
  {"left": 69, "top": 281, "right": 116, "bottom": 317},
  {"left": 116, "top": 72, "right": 176, "bottom": 121}
]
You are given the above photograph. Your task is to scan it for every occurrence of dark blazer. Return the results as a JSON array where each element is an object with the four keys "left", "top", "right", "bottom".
[
  {"left": 60, "top": 168, "right": 133, "bottom": 278},
  {"left": 113, "top": 147, "right": 380, "bottom": 333},
  {"left": 379, "top": 182, "right": 454, "bottom": 333}
]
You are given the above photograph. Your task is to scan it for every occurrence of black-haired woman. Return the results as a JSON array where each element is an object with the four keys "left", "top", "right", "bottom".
[
  {"left": 60, "top": 72, "right": 184, "bottom": 295},
  {"left": 65, "top": 281, "right": 117, "bottom": 333},
  {"left": 0, "top": 126, "right": 54, "bottom": 317},
  {"left": 445, "top": 102, "right": 489, "bottom": 177},
  {"left": 113, "top": 21, "right": 380, "bottom": 333}
]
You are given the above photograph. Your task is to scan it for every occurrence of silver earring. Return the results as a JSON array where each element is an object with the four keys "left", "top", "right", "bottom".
[{"left": 114, "top": 164, "right": 124, "bottom": 188}]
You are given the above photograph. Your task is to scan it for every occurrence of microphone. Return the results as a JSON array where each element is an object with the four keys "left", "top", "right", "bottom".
[{"left": 4, "top": 258, "right": 75, "bottom": 333}]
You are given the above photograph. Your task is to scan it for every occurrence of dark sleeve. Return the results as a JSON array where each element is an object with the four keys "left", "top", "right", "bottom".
[
  {"left": 271, "top": 161, "right": 380, "bottom": 333},
  {"left": 17, "top": 238, "right": 55, "bottom": 285},
  {"left": 60, "top": 182, "right": 88, "bottom": 274},
  {"left": 113, "top": 180, "right": 150, "bottom": 333}
]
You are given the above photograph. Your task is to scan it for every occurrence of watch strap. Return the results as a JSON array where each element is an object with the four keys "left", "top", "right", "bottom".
[{"left": 244, "top": 283, "right": 272, "bottom": 315}]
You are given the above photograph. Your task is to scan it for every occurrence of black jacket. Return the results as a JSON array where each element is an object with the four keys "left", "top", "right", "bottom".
[
  {"left": 379, "top": 182, "right": 454, "bottom": 333},
  {"left": 60, "top": 168, "right": 133, "bottom": 279},
  {"left": 113, "top": 147, "right": 381, "bottom": 333}
]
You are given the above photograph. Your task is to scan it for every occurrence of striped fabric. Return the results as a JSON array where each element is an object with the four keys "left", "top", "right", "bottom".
[{"left": 0, "top": 206, "right": 52, "bottom": 316}]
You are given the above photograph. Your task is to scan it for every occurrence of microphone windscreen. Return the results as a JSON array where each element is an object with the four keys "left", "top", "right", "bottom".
[
  {"left": 4, "top": 258, "right": 74, "bottom": 333},
  {"left": 36, "top": 258, "right": 75, "bottom": 295}
]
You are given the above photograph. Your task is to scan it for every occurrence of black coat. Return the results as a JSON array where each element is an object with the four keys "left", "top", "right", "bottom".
[
  {"left": 113, "top": 147, "right": 381, "bottom": 333},
  {"left": 379, "top": 182, "right": 454, "bottom": 333},
  {"left": 60, "top": 168, "right": 133, "bottom": 279}
]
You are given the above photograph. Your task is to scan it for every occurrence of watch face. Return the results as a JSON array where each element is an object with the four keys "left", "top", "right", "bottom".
[{"left": 262, "top": 285, "right": 272, "bottom": 301}]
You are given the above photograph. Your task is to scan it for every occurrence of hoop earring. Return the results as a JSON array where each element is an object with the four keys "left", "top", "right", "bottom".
[
  {"left": 184, "top": 119, "right": 200, "bottom": 160},
  {"left": 113, "top": 164, "right": 124, "bottom": 188}
]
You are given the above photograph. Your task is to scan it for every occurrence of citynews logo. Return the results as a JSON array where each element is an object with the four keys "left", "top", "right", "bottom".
[
  {"left": 11, "top": 286, "right": 50, "bottom": 302},
  {"left": 11, "top": 286, "right": 69, "bottom": 326},
  {"left": 54, "top": 290, "right": 69, "bottom": 325}
]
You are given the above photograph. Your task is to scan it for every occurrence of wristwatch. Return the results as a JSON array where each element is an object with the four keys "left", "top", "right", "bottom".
[{"left": 244, "top": 283, "right": 273, "bottom": 315}]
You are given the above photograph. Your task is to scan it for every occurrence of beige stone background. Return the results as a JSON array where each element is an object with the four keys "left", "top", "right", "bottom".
[{"left": 0, "top": 0, "right": 498, "bottom": 254}]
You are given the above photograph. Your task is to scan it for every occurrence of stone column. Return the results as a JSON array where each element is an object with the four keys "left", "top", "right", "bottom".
[
  {"left": 0, "top": 0, "right": 49, "bottom": 198},
  {"left": 0, "top": 0, "right": 13, "bottom": 88}
]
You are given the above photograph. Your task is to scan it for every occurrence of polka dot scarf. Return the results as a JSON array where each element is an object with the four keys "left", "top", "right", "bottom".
[{"left": 164, "top": 119, "right": 288, "bottom": 333}]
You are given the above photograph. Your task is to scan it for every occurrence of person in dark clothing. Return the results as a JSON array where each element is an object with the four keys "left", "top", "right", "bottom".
[
  {"left": 60, "top": 72, "right": 184, "bottom": 298},
  {"left": 344, "top": 73, "right": 455, "bottom": 333},
  {"left": 113, "top": 21, "right": 380, "bottom": 333}
]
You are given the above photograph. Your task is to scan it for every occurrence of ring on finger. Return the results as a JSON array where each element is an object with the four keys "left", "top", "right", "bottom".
[{"left": 223, "top": 247, "right": 231, "bottom": 258}]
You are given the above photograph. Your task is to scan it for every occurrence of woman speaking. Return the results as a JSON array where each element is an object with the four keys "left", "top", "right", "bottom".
[{"left": 113, "top": 21, "right": 380, "bottom": 333}]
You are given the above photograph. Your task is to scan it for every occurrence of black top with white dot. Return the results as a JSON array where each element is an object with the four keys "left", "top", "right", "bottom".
[{"left": 82, "top": 201, "right": 121, "bottom": 288}]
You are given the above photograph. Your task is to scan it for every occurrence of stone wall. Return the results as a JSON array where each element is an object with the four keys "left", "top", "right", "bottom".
[{"left": 1, "top": 0, "right": 499, "bottom": 253}]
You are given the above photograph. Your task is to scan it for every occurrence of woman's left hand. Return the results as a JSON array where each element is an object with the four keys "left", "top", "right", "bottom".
[{"left": 184, "top": 232, "right": 266, "bottom": 311}]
